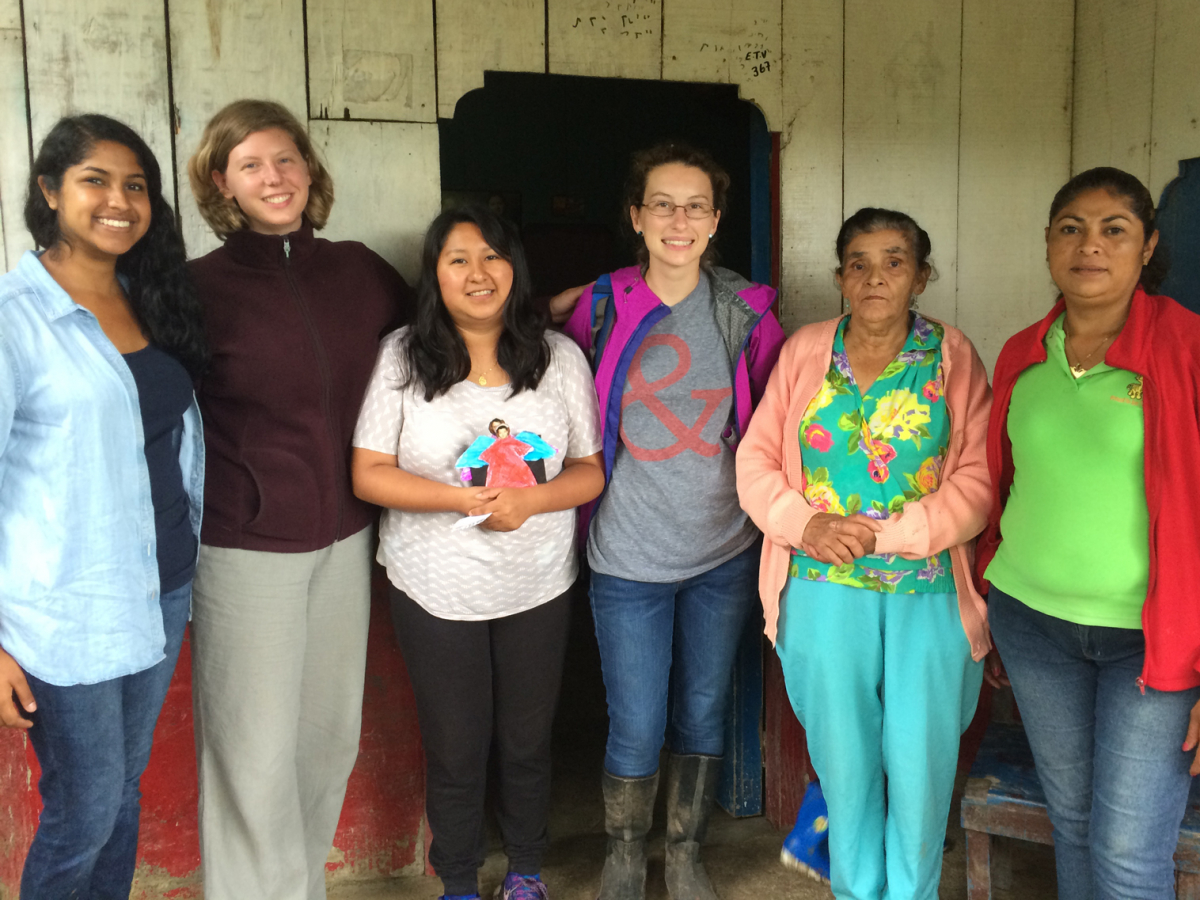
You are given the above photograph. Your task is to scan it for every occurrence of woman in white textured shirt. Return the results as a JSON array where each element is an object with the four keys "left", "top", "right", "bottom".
[{"left": 352, "top": 205, "right": 604, "bottom": 900}]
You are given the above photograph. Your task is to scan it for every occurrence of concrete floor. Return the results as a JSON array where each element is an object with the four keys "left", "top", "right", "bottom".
[{"left": 327, "top": 590, "right": 1059, "bottom": 900}]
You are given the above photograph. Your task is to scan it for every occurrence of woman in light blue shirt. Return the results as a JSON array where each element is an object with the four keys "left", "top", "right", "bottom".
[{"left": 0, "top": 115, "right": 206, "bottom": 897}]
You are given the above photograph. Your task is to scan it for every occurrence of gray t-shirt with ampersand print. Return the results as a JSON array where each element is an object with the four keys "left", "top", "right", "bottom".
[{"left": 588, "top": 273, "right": 759, "bottom": 582}]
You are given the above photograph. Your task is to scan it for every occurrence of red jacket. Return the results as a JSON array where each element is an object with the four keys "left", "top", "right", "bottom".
[
  {"left": 976, "top": 288, "right": 1200, "bottom": 691},
  {"left": 191, "top": 224, "right": 412, "bottom": 552}
]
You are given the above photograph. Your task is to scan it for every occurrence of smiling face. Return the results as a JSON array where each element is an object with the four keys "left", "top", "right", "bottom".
[
  {"left": 211, "top": 127, "right": 312, "bottom": 235},
  {"left": 1046, "top": 188, "right": 1158, "bottom": 311},
  {"left": 836, "top": 228, "right": 930, "bottom": 329},
  {"left": 39, "top": 140, "right": 152, "bottom": 261},
  {"left": 436, "top": 222, "right": 515, "bottom": 333},
  {"left": 629, "top": 162, "right": 720, "bottom": 275}
]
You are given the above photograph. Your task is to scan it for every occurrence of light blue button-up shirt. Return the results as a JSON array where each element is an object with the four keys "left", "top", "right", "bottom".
[{"left": 0, "top": 251, "right": 204, "bottom": 686}]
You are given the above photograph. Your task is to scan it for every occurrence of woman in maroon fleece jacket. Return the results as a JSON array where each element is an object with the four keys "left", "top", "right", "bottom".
[{"left": 185, "top": 99, "right": 411, "bottom": 900}]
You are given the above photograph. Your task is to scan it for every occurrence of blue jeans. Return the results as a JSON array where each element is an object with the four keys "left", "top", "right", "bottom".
[
  {"left": 988, "top": 587, "right": 1199, "bottom": 900},
  {"left": 21, "top": 583, "right": 192, "bottom": 900},
  {"left": 588, "top": 541, "right": 759, "bottom": 778}
]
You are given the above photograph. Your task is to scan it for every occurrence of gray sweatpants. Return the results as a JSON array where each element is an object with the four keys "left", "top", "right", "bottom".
[{"left": 190, "top": 527, "right": 373, "bottom": 900}]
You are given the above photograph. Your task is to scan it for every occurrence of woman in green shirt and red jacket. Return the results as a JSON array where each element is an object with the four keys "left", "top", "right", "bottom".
[{"left": 977, "top": 167, "right": 1200, "bottom": 900}]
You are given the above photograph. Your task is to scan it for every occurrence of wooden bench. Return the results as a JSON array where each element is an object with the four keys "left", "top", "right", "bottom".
[{"left": 961, "top": 723, "right": 1200, "bottom": 899}]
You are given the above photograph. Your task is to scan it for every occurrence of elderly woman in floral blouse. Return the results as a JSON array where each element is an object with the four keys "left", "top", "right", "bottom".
[{"left": 737, "top": 208, "right": 994, "bottom": 900}]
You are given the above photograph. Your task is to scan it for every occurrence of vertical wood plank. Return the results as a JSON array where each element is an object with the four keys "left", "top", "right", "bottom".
[
  {"left": 308, "top": 120, "right": 440, "bottom": 283},
  {"left": 0, "top": 0, "right": 31, "bottom": 269},
  {"left": 1149, "top": 0, "right": 1200, "bottom": 201},
  {"left": 763, "top": 645, "right": 809, "bottom": 829},
  {"left": 167, "top": 0, "right": 307, "bottom": 258},
  {"left": 842, "top": 0, "right": 962, "bottom": 325},
  {"left": 548, "top": 0, "right": 661, "bottom": 80},
  {"left": 435, "top": 0, "right": 544, "bottom": 120},
  {"left": 956, "top": 0, "right": 1073, "bottom": 371},
  {"left": 22, "top": 0, "right": 173, "bottom": 202},
  {"left": 1070, "top": 0, "right": 1154, "bottom": 182},
  {"left": 662, "top": 0, "right": 782, "bottom": 130},
  {"left": 777, "top": 0, "right": 843, "bottom": 333},
  {"left": 307, "top": 0, "right": 436, "bottom": 123}
]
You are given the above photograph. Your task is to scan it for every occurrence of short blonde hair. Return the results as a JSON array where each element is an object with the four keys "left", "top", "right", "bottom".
[{"left": 188, "top": 99, "right": 334, "bottom": 239}]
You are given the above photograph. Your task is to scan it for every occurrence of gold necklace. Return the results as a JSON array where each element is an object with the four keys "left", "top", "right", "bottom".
[
  {"left": 471, "top": 362, "right": 498, "bottom": 386},
  {"left": 1064, "top": 326, "right": 1119, "bottom": 379}
]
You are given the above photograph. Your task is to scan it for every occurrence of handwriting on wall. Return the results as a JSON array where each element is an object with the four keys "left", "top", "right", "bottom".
[{"left": 570, "top": 0, "right": 658, "bottom": 39}]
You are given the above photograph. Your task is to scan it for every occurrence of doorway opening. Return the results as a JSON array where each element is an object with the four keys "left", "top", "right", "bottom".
[
  {"left": 437, "top": 70, "right": 775, "bottom": 830},
  {"left": 439, "top": 70, "right": 773, "bottom": 299}
]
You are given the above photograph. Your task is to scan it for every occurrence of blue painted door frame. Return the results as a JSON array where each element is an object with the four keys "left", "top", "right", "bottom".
[{"left": 717, "top": 108, "right": 772, "bottom": 817}]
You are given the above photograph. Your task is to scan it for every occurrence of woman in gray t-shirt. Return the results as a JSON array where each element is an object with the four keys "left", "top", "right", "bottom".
[{"left": 562, "top": 143, "right": 785, "bottom": 900}]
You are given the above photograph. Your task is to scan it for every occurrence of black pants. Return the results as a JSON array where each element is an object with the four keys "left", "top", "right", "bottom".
[{"left": 390, "top": 585, "right": 571, "bottom": 895}]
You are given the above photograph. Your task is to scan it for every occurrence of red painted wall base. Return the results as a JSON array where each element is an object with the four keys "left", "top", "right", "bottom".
[{"left": 0, "top": 570, "right": 424, "bottom": 898}]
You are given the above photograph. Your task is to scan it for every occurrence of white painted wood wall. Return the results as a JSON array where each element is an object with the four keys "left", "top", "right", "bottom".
[{"left": 1, "top": 0, "right": 1197, "bottom": 370}]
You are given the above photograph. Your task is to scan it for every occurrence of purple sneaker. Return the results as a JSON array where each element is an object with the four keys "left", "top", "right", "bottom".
[
  {"left": 493, "top": 872, "right": 548, "bottom": 900},
  {"left": 780, "top": 782, "right": 830, "bottom": 885}
]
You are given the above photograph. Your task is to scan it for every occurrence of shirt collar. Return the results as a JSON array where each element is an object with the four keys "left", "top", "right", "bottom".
[
  {"left": 222, "top": 220, "right": 317, "bottom": 269},
  {"left": 18, "top": 251, "right": 86, "bottom": 322}
]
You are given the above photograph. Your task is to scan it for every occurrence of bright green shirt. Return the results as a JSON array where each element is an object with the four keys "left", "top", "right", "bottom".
[
  {"left": 986, "top": 315, "right": 1148, "bottom": 628},
  {"left": 790, "top": 314, "right": 955, "bottom": 594}
]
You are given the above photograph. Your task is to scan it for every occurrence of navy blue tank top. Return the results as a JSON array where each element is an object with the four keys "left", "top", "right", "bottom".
[{"left": 123, "top": 344, "right": 196, "bottom": 593}]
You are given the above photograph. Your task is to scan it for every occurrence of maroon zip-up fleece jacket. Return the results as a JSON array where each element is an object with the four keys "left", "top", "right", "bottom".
[{"left": 190, "top": 223, "right": 412, "bottom": 552}]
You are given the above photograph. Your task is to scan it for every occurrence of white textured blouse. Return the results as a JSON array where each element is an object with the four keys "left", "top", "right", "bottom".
[{"left": 354, "top": 328, "right": 602, "bottom": 620}]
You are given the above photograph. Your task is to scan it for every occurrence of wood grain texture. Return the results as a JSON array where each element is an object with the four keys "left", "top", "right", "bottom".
[
  {"left": 435, "top": 0, "right": 544, "bottom": 120},
  {"left": 308, "top": 120, "right": 440, "bottom": 282},
  {"left": 167, "top": 0, "right": 307, "bottom": 259},
  {"left": 776, "top": 0, "right": 843, "bottom": 334},
  {"left": 1070, "top": 0, "right": 1154, "bottom": 182},
  {"left": 1149, "top": 0, "right": 1200, "bottom": 201},
  {"left": 22, "top": 0, "right": 173, "bottom": 201},
  {"left": 956, "top": 0, "right": 1073, "bottom": 372},
  {"left": 0, "top": 0, "right": 31, "bottom": 270},
  {"left": 548, "top": 0, "right": 661, "bottom": 80},
  {"left": 763, "top": 647, "right": 809, "bottom": 829},
  {"left": 662, "top": 0, "right": 782, "bottom": 130},
  {"left": 842, "top": 0, "right": 962, "bottom": 326},
  {"left": 308, "top": 0, "right": 436, "bottom": 123}
]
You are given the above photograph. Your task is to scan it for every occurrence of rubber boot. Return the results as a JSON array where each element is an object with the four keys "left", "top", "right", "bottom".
[
  {"left": 664, "top": 753, "right": 722, "bottom": 900},
  {"left": 597, "top": 768, "right": 659, "bottom": 900}
]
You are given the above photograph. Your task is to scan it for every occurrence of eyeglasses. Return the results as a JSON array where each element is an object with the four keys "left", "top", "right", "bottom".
[{"left": 640, "top": 200, "right": 715, "bottom": 219}]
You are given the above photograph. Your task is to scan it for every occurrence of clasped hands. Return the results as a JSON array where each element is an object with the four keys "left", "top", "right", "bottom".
[
  {"left": 463, "top": 486, "right": 537, "bottom": 532},
  {"left": 799, "top": 512, "right": 883, "bottom": 565}
]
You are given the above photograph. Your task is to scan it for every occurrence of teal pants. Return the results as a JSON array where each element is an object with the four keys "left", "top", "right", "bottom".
[{"left": 776, "top": 578, "right": 983, "bottom": 900}]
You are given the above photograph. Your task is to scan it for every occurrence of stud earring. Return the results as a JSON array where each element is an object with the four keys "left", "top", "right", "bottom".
[
  {"left": 636, "top": 230, "right": 643, "bottom": 236},
  {"left": 708, "top": 234, "right": 714, "bottom": 239}
]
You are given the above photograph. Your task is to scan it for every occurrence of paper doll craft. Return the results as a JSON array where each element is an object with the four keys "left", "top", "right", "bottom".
[{"left": 455, "top": 418, "right": 557, "bottom": 488}]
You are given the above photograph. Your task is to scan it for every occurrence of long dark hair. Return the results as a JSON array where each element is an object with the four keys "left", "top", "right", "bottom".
[
  {"left": 24, "top": 114, "right": 208, "bottom": 376},
  {"left": 1048, "top": 166, "right": 1169, "bottom": 294},
  {"left": 402, "top": 205, "right": 548, "bottom": 400}
]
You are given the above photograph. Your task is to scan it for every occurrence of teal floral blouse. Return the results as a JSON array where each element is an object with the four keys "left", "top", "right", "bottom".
[{"left": 790, "top": 314, "right": 955, "bottom": 593}]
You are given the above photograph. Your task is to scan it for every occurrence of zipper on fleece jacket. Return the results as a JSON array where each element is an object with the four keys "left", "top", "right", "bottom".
[{"left": 282, "top": 237, "right": 347, "bottom": 540}]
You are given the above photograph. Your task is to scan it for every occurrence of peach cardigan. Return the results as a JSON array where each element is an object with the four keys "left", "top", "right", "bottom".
[{"left": 736, "top": 315, "right": 993, "bottom": 660}]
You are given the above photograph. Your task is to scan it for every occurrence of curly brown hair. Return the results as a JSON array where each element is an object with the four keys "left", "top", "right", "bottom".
[{"left": 187, "top": 99, "right": 334, "bottom": 239}]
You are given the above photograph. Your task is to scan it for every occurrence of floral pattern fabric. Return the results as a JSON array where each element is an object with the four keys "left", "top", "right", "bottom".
[{"left": 790, "top": 314, "right": 955, "bottom": 593}]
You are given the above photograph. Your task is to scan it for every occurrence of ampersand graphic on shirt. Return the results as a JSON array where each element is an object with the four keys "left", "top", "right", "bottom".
[{"left": 620, "top": 334, "right": 731, "bottom": 461}]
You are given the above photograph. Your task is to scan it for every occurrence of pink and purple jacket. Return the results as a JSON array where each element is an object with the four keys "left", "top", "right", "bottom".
[{"left": 563, "top": 265, "right": 785, "bottom": 518}]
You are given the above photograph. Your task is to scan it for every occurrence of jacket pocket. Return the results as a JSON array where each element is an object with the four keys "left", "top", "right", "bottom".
[{"left": 242, "top": 447, "right": 321, "bottom": 542}]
